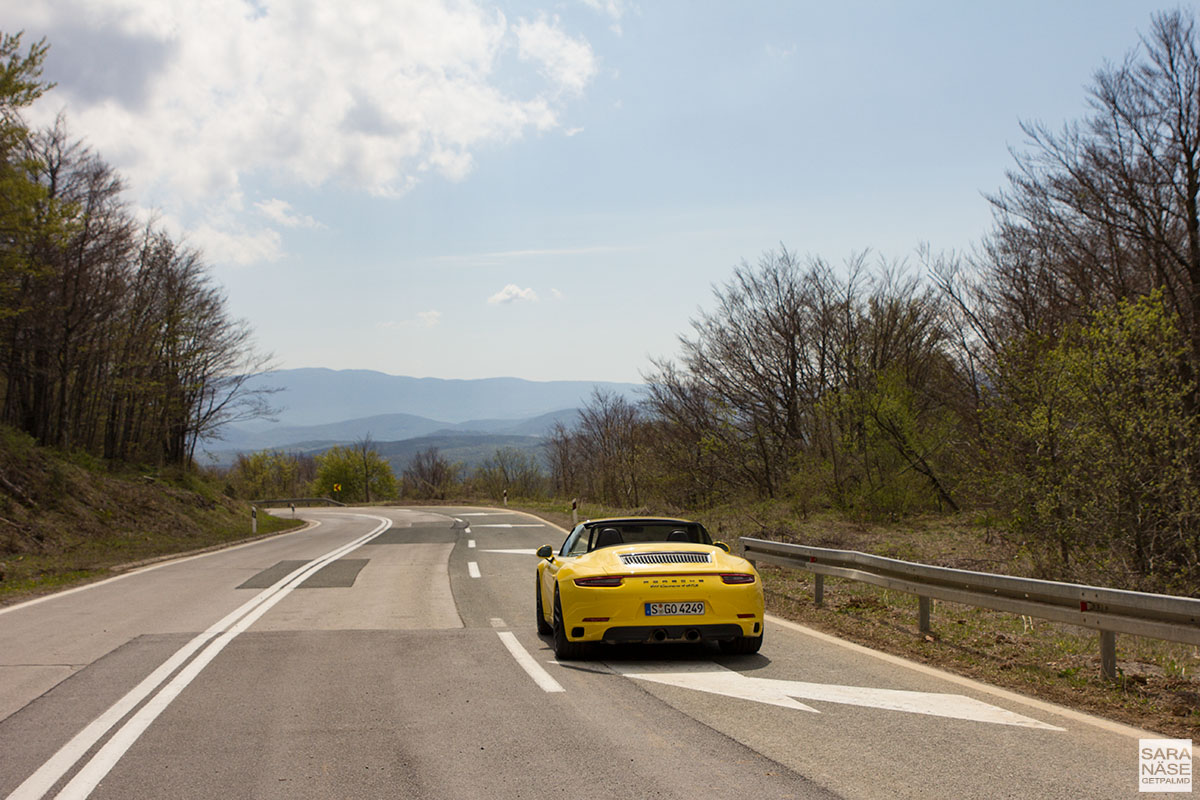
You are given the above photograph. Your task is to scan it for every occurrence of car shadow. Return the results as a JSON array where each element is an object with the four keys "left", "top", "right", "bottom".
[{"left": 535, "top": 634, "right": 773, "bottom": 672}]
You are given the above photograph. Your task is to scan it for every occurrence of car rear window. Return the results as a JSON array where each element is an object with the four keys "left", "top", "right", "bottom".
[{"left": 587, "top": 523, "right": 711, "bottom": 551}]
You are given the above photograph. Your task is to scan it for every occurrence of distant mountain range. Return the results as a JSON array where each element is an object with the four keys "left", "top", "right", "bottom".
[
  {"left": 232, "top": 369, "right": 641, "bottom": 429},
  {"left": 202, "top": 369, "right": 642, "bottom": 469}
]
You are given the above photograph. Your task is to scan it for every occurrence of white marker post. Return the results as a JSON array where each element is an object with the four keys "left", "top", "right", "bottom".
[
  {"left": 251, "top": 506, "right": 257, "bottom": 535},
  {"left": 571, "top": 498, "right": 578, "bottom": 526}
]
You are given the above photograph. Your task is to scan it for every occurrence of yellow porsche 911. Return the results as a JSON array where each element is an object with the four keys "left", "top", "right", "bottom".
[{"left": 535, "top": 517, "right": 764, "bottom": 659}]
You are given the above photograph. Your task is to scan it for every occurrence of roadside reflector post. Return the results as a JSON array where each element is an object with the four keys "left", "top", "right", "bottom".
[
  {"left": 918, "top": 595, "right": 932, "bottom": 633},
  {"left": 251, "top": 506, "right": 258, "bottom": 535},
  {"left": 503, "top": 489, "right": 508, "bottom": 507},
  {"left": 571, "top": 498, "right": 578, "bottom": 526},
  {"left": 814, "top": 573, "right": 824, "bottom": 606},
  {"left": 1100, "top": 630, "right": 1117, "bottom": 679}
]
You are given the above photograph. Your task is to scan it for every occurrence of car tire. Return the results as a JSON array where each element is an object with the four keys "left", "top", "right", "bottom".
[
  {"left": 719, "top": 633, "right": 763, "bottom": 655},
  {"left": 552, "top": 587, "right": 589, "bottom": 660},
  {"left": 535, "top": 578, "right": 553, "bottom": 635}
]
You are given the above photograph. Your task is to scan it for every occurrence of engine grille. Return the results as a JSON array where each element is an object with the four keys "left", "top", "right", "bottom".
[{"left": 618, "top": 551, "right": 713, "bottom": 566}]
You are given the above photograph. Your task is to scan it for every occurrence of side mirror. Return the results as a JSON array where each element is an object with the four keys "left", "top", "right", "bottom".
[
  {"left": 714, "top": 541, "right": 730, "bottom": 553},
  {"left": 536, "top": 545, "right": 554, "bottom": 559}
]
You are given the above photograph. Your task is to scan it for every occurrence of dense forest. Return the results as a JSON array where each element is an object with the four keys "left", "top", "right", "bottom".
[{"left": 0, "top": 33, "right": 271, "bottom": 467}]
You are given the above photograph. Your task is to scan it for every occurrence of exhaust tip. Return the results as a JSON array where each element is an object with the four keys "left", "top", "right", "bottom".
[
  {"left": 684, "top": 629, "right": 701, "bottom": 642},
  {"left": 652, "top": 629, "right": 668, "bottom": 642}
]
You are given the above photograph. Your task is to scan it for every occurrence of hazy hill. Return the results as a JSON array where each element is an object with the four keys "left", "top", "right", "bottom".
[
  {"left": 205, "top": 407, "right": 583, "bottom": 467},
  {"left": 370, "top": 432, "right": 548, "bottom": 473},
  {"left": 204, "top": 369, "right": 617, "bottom": 467},
  {"left": 234, "top": 369, "right": 640, "bottom": 429},
  {"left": 214, "top": 412, "right": 449, "bottom": 453}
]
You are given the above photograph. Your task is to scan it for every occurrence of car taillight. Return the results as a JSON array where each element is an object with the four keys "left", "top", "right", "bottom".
[
  {"left": 574, "top": 576, "right": 624, "bottom": 587},
  {"left": 720, "top": 573, "right": 756, "bottom": 584}
]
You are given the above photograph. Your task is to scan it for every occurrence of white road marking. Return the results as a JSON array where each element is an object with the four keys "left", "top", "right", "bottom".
[
  {"left": 473, "top": 523, "right": 544, "bottom": 528},
  {"left": 606, "top": 661, "right": 1064, "bottom": 730},
  {"left": 481, "top": 548, "right": 539, "bottom": 555},
  {"left": 9, "top": 515, "right": 392, "bottom": 800},
  {"left": 468, "top": 562, "right": 481, "bottom": 578},
  {"left": 497, "top": 632, "right": 564, "bottom": 693},
  {"left": 490, "top": 618, "right": 507, "bottom": 628},
  {"left": 767, "top": 616, "right": 1157, "bottom": 738},
  {"left": 458, "top": 512, "right": 514, "bottom": 516},
  {"left": 468, "top": 540, "right": 476, "bottom": 549}
]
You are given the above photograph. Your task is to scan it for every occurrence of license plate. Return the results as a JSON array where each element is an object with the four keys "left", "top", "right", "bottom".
[{"left": 644, "top": 601, "right": 705, "bottom": 616}]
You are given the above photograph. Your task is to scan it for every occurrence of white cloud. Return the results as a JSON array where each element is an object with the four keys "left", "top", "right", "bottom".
[
  {"left": 255, "top": 198, "right": 323, "bottom": 229},
  {"left": 435, "top": 243, "right": 636, "bottom": 267},
  {"left": 580, "top": 0, "right": 630, "bottom": 34},
  {"left": 188, "top": 222, "right": 284, "bottom": 266},
  {"left": 13, "top": 1, "right": 596, "bottom": 264},
  {"left": 765, "top": 43, "right": 797, "bottom": 62},
  {"left": 514, "top": 14, "right": 597, "bottom": 95},
  {"left": 551, "top": 288, "right": 565, "bottom": 300},
  {"left": 488, "top": 284, "right": 539, "bottom": 304},
  {"left": 416, "top": 310, "right": 442, "bottom": 327},
  {"left": 378, "top": 310, "right": 443, "bottom": 329}
]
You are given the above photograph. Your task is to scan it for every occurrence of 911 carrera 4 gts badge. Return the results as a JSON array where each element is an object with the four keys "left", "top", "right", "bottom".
[{"left": 641, "top": 578, "right": 702, "bottom": 589}]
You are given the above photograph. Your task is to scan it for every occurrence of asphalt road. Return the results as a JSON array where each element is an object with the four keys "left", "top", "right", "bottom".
[{"left": 0, "top": 507, "right": 1162, "bottom": 799}]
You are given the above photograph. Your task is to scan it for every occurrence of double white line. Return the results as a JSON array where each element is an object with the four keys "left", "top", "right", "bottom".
[{"left": 9, "top": 514, "right": 392, "bottom": 800}]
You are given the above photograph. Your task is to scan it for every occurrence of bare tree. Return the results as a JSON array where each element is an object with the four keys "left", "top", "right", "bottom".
[
  {"left": 984, "top": 9, "right": 1200, "bottom": 365},
  {"left": 576, "top": 389, "right": 646, "bottom": 507},
  {"left": 352, "top": 435, "right": 382, "bottom": 503},
  {"left": 402, "top": 447, "right": 461, "bottom": 500},
  {"left": 544, "top": 420, "right": 579, "bottom": 497},
  {"left": 472, "top": 447, "right": 545, "bottom": 499}
]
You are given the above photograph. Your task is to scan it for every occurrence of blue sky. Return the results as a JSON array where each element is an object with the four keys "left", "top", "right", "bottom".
[{"left": 11, "top": 0, "right": 1179, "bottom": 382}]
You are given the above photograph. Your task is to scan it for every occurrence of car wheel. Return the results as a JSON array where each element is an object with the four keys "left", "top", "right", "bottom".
[
  {"left": 719, "top": 633, "right": 763, "bottom": 655},
  {"left": 552, "top": 586, "right": 589, "bottom": 660},
  {"left": 535, "top": 577, "right": 553, "bottom": 635}
]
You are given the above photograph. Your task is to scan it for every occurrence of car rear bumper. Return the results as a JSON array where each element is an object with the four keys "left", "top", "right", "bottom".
[
  {"left": 600, "top": 623, "right": 755, "bottom": 643},
  {"left": 557, "top": 572, "right": 764, "bottom": 643}
]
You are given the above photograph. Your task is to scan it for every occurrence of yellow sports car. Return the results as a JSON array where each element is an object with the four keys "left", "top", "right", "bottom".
[{"left": 535, "top": 517, "right": 764, "bottom": 659}]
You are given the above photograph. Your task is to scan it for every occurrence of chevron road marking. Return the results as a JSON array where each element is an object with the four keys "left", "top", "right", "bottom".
[{"left": 606, "top": 661, "right": 1065, "bottom": 730}]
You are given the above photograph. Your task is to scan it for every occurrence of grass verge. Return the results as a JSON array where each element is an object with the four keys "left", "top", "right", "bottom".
[{"left": 0, "top": 428, "right": 303, "bottom": 605}]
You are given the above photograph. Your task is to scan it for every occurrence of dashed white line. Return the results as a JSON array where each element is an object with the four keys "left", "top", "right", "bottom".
[
  {"left": 490, "top": 618, "right": 507, "bottom": 628},
  {"left": 497, "top": 632, "right": 565, "bottom": 693},
  {"left": 468, "top": 561, "right": 481, "bottom": 578},
  {"left": 467, "top": 539, "right": 476, "bottom": 549}
]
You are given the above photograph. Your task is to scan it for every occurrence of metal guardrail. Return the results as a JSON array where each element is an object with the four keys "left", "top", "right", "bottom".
[
  {"left": 251, "top": 497, "right": 346, "bottom": 507},
  {"left": 741, "top": 537, "right": 1200, "bottom": 679}
]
